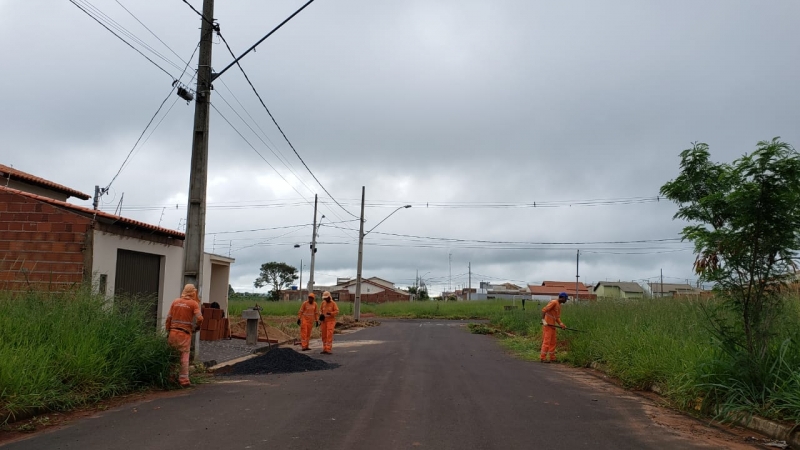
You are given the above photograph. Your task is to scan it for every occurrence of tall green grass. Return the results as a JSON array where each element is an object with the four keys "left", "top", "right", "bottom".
[
  {"left": 0, "top": 289, "right": 177, "bottom": 422},
  {"left": 228, "top": 297, "right": 517, "bottom": 319},
  {"left": 485, "top": 298, "right": 800, "bottom": 423}
]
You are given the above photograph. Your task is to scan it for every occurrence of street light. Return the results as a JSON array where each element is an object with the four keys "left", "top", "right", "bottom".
[{"left": 354, "top": 200, "right": 411, "bottom": 321}]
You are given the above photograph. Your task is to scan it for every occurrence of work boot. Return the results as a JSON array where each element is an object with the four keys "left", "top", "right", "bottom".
[
  {"left": 301, "top": 347, "right": 310, "bottom": 351},
  {"left": 320, "top": 350, "right": 331, "bottom": 355}
]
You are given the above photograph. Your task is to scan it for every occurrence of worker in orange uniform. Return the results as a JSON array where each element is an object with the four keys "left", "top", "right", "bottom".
[
  {"left": 319, "top": 291, "right": 339, "bottom": 354},
  {"left": 297, "top": 293, "right": 319, "bottom": 351},
  {"left": 540, "top": 292, "right": 568, "bottom": 363},
  {"left": 165, "top": 284, "right": 204, "bottom": 386}
]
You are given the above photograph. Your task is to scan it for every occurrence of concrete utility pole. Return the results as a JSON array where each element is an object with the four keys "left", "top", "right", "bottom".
[
  {"left": 182, "top": 0, "right": 215, "bottom": 293},
  {"left": 575, "top": 250, "right": 580, "bottom": 302},
  {"left": 448, "top": 252, "right": 452, "bottom": 293},
  {"left": 308, "top": 194, "right": 318, "bottom": 292},
  {"left": 660, "top": 268, "right": 664, "bottom": 298},
  {"left": 354, "top": 186, "right": 366, "bottom": 321},
  {"left": 468, "top": 262, "right": 471, "bottom": 301},
  {"left": 299, "top": 258, "right": 303, "bottom": 298}
]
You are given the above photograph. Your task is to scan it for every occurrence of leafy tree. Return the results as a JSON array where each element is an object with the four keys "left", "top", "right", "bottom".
[
  {"left": 254, "top": 262, "right": 299, "bottom": 301},
  {"left": 660, "top": 138, "right": 800, "bottom": 360},
  {"left": 407, "top": 286, "right": 430, "bottom": 300},
  {"left": 228, "top": 284, "right": 235, "bottom": 297}
]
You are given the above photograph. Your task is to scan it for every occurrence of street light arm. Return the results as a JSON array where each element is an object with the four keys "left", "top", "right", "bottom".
[{"left": 364, "top": 205, "right": 411, "bottom": 236}]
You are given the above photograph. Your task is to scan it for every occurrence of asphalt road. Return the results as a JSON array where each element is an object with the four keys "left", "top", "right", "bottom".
[{"left": 3, "top": 320, "right": 753, "bottom": 450}]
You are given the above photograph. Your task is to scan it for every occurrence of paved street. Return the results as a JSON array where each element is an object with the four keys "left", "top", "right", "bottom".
[{"left": 3, "top": 320, "right": 755, "bottom": 450}]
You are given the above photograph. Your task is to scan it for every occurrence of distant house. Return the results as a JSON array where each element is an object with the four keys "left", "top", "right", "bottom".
[
  {"left": 0, "top": 165, "right": 234, "bottom": 333},
  {"left": 290, "top": 276, "right": 410, "bottom": 303},
  {"left": 528, "top": 281, "right": 596, "bottom": 301},
  {"left": 593, "top": 281, "right": 645, "bottom": 299},
  {"left": 472, "top": 282, "right": 530, "bottom": 301},
  {"left": 647, "top": 282, "right": 701, "bottom": 297}
]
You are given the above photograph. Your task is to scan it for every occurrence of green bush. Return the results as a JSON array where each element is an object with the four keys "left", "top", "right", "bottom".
[{"left": 0, "top": 289, "right": 177, "bottom": 422}]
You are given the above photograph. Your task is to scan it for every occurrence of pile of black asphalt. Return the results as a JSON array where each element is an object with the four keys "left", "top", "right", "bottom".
[{"left": 216, "top": 347, "right": 339, "bottom": 376}]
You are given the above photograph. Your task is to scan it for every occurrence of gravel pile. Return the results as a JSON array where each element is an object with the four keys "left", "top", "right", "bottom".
[{"left": 216, "top": 348, "right": 338, "bottom": 376}]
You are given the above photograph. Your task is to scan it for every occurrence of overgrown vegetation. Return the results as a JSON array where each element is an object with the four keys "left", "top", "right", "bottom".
[
  {"left": 658, "top": 138, "right": 800, "bottom": 422},
  {"left": 484, "top": 297, "right": 800, "bottom": 423},
  {"left": 0, "top": 289, "right": 178, "bottom": 423}
]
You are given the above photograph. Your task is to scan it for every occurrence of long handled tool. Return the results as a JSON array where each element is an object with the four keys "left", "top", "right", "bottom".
[
  {"left": 544, "top": 324, "right": 586, "bottom": 333},
  {"left": 253, "top": 304, "right": 273, "bottom": 349}
]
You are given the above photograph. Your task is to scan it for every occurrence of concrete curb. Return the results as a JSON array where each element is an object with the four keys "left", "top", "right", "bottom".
[{"left": 587, "top": 361, "right": 798, "bottom": 448}]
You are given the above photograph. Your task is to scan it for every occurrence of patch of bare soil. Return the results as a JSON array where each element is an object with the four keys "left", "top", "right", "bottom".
[
  {"left": 551, "top": 365, "right": 772, "bottom": 450},
  {"left": 335, "top": 316, "right": 381, "bottom": 332},
  {"left": 0, "top": 389, "right": 189, "bottom": 446}
]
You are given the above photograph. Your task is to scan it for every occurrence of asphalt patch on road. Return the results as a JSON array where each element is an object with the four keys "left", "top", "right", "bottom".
[{"left": 215, "top": 348, "right": 339, "bottom": 376}]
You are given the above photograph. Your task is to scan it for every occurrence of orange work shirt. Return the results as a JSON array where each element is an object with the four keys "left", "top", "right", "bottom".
[
  {"left": 542, "top": 300, "right": 563, "bottom": 326},
  {"left": 320, "top": 300, "right": 339, "bottom": 321},
  {"left": 298, "top": 301, "right": 319, "bottom": 320},
  {"left": 165, "top": 297, "right": 203, "bottom": 334}
]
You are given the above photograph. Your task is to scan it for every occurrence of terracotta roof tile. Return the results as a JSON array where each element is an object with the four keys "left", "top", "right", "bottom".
[
  {"left": 0, "top": 185, "right": 184, "bottom": 239},
  {"left": 0, "top": 164, "right": 91, "bottom": 200}
]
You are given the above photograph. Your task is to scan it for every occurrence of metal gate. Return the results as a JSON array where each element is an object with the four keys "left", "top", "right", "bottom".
[{"left": 115, "top": 249, "right": 161, "bottom": 329}]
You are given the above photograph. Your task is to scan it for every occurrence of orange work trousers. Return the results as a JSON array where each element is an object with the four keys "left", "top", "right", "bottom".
[
  {"left": 320, "top": 319, "right": 335, "bottom": 352},
  {"left": 300, "top": 318, "right": 314, "bottom": 349},
  {"left": 540, "top": 326, "right": 557, "bottom": 361},
  {"left": 168, "top": 329, "right": 192, "bottom": 386}
]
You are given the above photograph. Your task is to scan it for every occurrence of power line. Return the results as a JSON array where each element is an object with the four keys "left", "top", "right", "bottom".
[
  {"left": 325, "top": 226, "right": 685, "bottom": 246},
  {"left": 69, "top": 0, "right": 181, "bottom": 78},
  {"left": 206, "top": 220, "right": 357, "bottom": 236},
  {"left": 180, "top": 0, "right": 216, "bottom": 29},
  {"left": 114, "top": 0, "right": 187, "bottom": 66},
  {"left": 213, "top": 86, "right": 318, "bottom": 198},
  {"left": 104, "top": 87, "right": 176, "bottom": 193},
  {"left": 215, "top": 30, "right": 358, "bottom": 219},
  {"left": 103, "top": 44, "right": 200, "bottom": 192},
  {"left": 210, "top": 100, "right": 317, "bottom": 205}
]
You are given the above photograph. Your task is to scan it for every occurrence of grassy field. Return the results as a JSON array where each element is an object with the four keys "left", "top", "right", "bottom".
[
  {"left": 229, "top": 296, "right": 518, "bottom": 319},
  {"left": 484, "top": 298, "right": 800, "bottom": 423},
  {"left": 0, "top": 289, "right": 178, "bottom": 423}
]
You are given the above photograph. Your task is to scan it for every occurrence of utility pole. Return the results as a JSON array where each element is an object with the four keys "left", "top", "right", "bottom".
[
  {"left": 468, "top": 262, "right": 471, "bottom": 301},
  {"left": 183, "top": 0, "right": 215, "bottom": 360},
  {"left": 660, "top": 268, "right": 664, "bottom": 298},
  {"left": 448, "top": 252, "right": 452, "bottom": 293},
  {"left": 354, "top": 186, "right": 366, "bottom": 321},
  {"left": 575, "top": 249, "right": 580, "bottom": 302},
  {"left": 183, "top": 0, "right": 215, "bottom": 290},
  {"left": 308, "top": 194, "right": 318, "bottom": 293},
  {"left": 299, "top": 258, "right": 303, "bottom": 299}
]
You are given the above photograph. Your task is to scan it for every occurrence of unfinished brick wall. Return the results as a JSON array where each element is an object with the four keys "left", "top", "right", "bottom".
[{"left": 0, "top": 192, "right": 90, "bottom": 291}]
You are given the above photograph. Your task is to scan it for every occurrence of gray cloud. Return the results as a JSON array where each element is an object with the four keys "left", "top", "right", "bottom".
[{"left": 2, "top": 0, "right": 798, "bottom": 294}]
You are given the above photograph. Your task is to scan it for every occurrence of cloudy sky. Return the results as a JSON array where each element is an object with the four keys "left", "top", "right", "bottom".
[{"left": 2, "top": 0, "right": 798, "bottom": 295}]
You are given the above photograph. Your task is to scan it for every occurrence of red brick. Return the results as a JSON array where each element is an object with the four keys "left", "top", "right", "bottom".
[
  {"left": 22, "top": 223, "right": 37, "bottom": 232},
  {"left": 6, "top": 203, "right": 21, "bottom": 213},
  {"left": 8, "top": 223, "right": 22, "bottom": 231},
  {"left": 37, "top": 223, "right": 52, "bottom": 232}
]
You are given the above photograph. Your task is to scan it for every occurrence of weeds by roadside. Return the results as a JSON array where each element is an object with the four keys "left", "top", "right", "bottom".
[
  {"left": 483, "top": 297, "right": 800, "bottom": 424},
  {"left": 0, "top": 288, "right": 178, "bottom": 424}
]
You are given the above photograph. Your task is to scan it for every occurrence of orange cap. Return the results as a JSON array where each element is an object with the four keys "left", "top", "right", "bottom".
[{"left": 308, "top": 293, "right": 316, "bottom": 299}]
